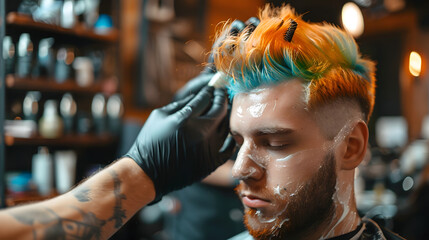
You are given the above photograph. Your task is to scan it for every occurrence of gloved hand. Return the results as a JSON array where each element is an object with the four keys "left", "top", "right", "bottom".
[{"left": 125, "top": 86, "right": 235, "bottom": 203}]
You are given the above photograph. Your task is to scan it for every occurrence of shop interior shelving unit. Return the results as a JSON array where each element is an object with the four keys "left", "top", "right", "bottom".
[{"left": 0, "top": 0, "right": 120, "bottom": 208}]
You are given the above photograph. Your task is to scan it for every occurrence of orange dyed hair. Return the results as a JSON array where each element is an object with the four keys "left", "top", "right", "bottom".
[{"left": 213, "top": 4, "right": 376, "bottom": 122}]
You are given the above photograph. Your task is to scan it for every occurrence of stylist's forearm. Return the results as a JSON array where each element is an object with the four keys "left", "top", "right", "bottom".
[{"left": 0, "top": 158, "right": 155, "bottom": 239}]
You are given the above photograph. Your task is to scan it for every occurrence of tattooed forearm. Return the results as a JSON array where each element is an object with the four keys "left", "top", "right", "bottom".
[
  {"left": 9, "top": 207, "right": 105, "bottom": 240},
  {"left": 107, "top": 170, "right": 127, "bottom": 229},
  {"left": 10, "top": 208, "right": 57, "bottom": 239},
  {"left": 8, "top": 170, "right": 129, "bottom": 238},
  {"left": 73, "top": 186, "right": 92, "bottom": 202},
  {"left": 10, "top": 208, "right": 56, "bottom": 225}
]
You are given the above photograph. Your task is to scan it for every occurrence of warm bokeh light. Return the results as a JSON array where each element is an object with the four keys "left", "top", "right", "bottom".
[
  {"left": 341, "top": 2, "right": 364, "bottom": 37},
  {"left": 409, "top": 51, "right": 422, "bottom": 77}
]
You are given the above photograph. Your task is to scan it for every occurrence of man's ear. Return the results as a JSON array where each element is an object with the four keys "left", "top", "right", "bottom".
[{"left": 339, "top": 121, "right": 368, "bottom": 170}]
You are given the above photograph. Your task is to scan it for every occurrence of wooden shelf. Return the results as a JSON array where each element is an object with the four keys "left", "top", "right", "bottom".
[
  {"left": 6, "top": 12, "right": 118, "bottom": 43},
  {"left": 363, "top": 9, "right": 417, "bottom": 37},
  {"left": 5, "top": 75, "right": 104, "bottom": 94},
  {"left": 5, "top": 133, "right": 117, "bottom": 147}
]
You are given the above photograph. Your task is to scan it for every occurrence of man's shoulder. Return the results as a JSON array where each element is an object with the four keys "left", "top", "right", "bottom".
[
  {"left": 228, "top": 231, "right": 253, "bottom": 240},
  {"left": 361, "top": 218, "right": 406, "bottom": 240}
]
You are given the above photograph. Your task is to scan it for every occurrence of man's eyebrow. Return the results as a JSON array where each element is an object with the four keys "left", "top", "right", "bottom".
[
  {"left": 229, "top": 128, "right": 294, "bottom": 137},
  {"left": 255, "top": 128, "right": 294, "bottom": 136}
]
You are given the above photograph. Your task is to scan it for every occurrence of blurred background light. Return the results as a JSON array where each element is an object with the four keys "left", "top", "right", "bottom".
[
  {"left": 383, "top": 0, "right": 406, "bottom": 13},
  {"left": 402, "top": 176, "right": 414, "bottom": 191},
  {"left": 342, "top": 2, "right": 365, "bottom": 37},
  {"left": 409, "top": 51, "right": 422, "bottom": 77}
]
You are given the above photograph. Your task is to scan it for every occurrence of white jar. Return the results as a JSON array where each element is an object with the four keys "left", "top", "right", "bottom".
[{"left": 39, "top": 100, "right": 63, "bottom": 138}]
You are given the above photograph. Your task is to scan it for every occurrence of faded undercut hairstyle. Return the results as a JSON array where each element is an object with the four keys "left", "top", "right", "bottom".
[{"left": 213, "top": 4, "right": 376, "bottom": 123}]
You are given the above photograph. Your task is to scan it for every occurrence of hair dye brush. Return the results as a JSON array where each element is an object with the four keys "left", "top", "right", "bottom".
[{"left": 208, "top": 72, "right": 228, "bottom": 88}]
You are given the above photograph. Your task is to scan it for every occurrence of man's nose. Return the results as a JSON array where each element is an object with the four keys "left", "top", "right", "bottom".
[{"left": 232, "top": 142, "right": 264, "bottom": 181}]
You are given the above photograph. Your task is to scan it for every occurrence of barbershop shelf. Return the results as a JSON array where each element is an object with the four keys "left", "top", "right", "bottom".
[
  {"left": 5, "top": 75, "right": 104, "bottom": 94},
  {"left": 6, "top": 12, "right": 118, "bottom": 43},
  {"left": 6, "top": 191, "right": 58, "bottom": 207},
  {"left": 5, "top": 134, "right": 117, "bottom": 148}
]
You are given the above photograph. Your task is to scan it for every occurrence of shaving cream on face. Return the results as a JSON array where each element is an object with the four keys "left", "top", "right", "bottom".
[
  {"left": 243, "top": 122, "right": 358, "bottom": 230},
  {"left": 250, "top": 145, "right": 340, "bottom": 233},
  {"left": 230, "top": 80, "right": 365, "bottom": 238},
  {"left": 243, "top": 88, "right": 271, "bottom": 118},
  {"left": 235, "top": 144, "right": 330, "bottom": 227},
  {"left": 318, "top": 122, "right": 363, "bottom": 239},
  {"left": 321, "top": 182, "right": 356, "bottom": 239},
  {"left": 248, "top": 103, "right": 267, "bottom": 118},
  {"left": 233, "top": 139, "right": 270, "bottom": 180},
  {"left": 236, "top": 106, "right": 244, "bottom": 122},
  {"left": 271, "top": 148, "right": 327, "bottom": 192}
]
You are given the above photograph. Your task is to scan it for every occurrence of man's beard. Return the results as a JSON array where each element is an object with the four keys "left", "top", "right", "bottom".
[{"left": 239, "top": 152, "right": 337, "bottom": 240}]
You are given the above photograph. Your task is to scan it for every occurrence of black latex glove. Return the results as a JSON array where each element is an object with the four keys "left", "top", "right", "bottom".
[{"left": 125, "top": 86, "right": 235, "bottom": 203}]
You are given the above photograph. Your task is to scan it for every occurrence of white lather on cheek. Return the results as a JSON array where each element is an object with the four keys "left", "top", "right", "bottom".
[
  {"left": 273, "top": 185, "right": 283, "bottom": 198},
  {"left": 256, "top": 185, "right": 305, "bottom": 228},
  {"left": 273, "top": 148, "right": 327, "bottom": 186},
  {"left": 273, "top": 184, "right": 290, "bottom": 199},
  {"left": 275, "top": 148, "right": 321, "bottom": 166}
]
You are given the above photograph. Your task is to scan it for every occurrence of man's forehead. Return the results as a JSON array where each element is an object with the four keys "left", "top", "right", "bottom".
[
  {"left": 232, "top": 80, "right": 307, "bottom": 110},
  {"left": 230, "top": 80, "right": 315, "bottom": 133}
]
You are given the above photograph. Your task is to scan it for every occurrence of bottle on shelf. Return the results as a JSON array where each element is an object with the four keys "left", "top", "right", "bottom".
[
  {"left": 107, "top": 94, "right": 124, "bottom": 136},
  {"left": 23, "top": 91, "right": 41, "bottom": 122},
  {"left": 55, "top": 47, "right": 74, "bottom": 83},
  {"left": 35, "top": 37, "right": 55, "bottom": 78},
  {"left": 73, "top": 57, "right": 94, "bottom": 87},
  {"left": 32, "top": 146, "right": 53, "bottom": 196},
  {"left": 60, "top": 0, "right": 76, "bottom": 29},
  {"left": 39, "top": 100, "right": 63, "bottom": 138},
  {"left": 16, "top": 33, "right": 33, "bottom": 78},
  {"left": 2, "top": 36, "right": 15, "bottom": 75},
  {"left": 60, "top": 93, "right": 77, "bottom": 134},
  {"left": 54, "top": 150, "right": 77, "bottom": 194},
  {"left": 32, "top": 0, "right": 62, "bottom": 25},
  {"left": 92, "top": 93, "right": 106, "bottom": 134}
]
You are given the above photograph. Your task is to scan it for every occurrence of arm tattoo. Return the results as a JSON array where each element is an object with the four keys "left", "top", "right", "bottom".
[
  {"left": 73, "top": 186, "right": 91, "bottom": 202},
  {"left": 9, "top": 207, "right": 106, "bottom": 240},
  {"left": 107, "top": 170, "right": 127, "bottom": 229},
  {"left": 10, "top": 209, "right": 55, "bottom": 225},
  {"left": 9, "top": 169, "right": 129, "bottom": 238}
]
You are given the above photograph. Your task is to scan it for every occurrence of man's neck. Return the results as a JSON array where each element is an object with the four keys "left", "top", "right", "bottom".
[
  {"left": 317, "top": 176, "right": 361, "bottom": 239},
  {"left": 289, "top": 208, "right": 359, "bottom": 240},
  {"left": 320, "top": 201, "right": 361, "bottom": 239}
]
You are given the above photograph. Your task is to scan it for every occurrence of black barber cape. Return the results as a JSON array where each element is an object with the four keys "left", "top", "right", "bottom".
[{"left": 229, "top": 217, "right": 405, "bottom": 240}]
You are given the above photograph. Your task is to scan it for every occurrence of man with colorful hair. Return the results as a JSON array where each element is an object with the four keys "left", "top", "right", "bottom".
[
  {"left": 0, "top": 4, "right": 406, "bottom": 240},
  {"left": 213, "top": 4, "right": 403, "bottom": 240}
]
